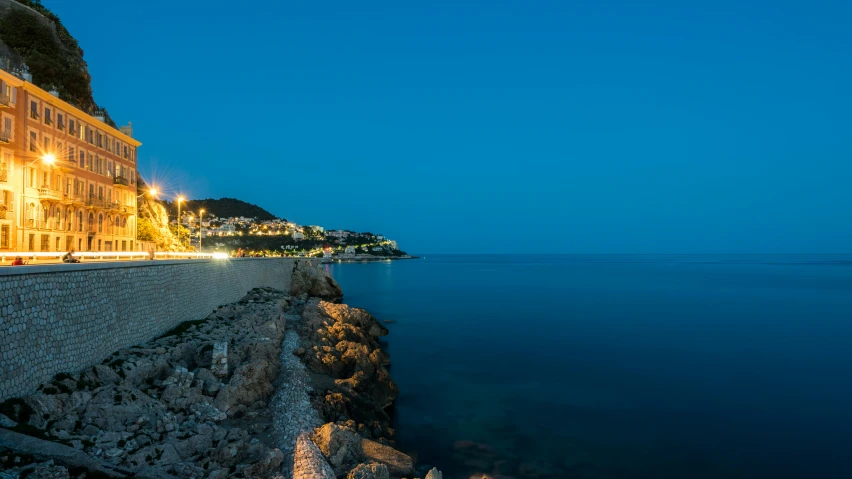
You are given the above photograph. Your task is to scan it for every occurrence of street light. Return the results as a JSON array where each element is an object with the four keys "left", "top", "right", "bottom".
[
  {"left": 176, "top": 196, "right": 185, "bottom": 250},
  {"left": 19, "top": 153, "right": 56, "bottom": 250},
  {"left": 199, "top": 208, "right": 205, "bottom": 250}
]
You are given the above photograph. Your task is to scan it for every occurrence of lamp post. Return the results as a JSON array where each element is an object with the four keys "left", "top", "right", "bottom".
[
  {"left": 176, "top": 196, "right": 184, "bottom": 250},
  {"left": 199, "top": 209, "right": 205, "bottom": 251},
  {"left": 19, "top": 153, "right": 55, "bottom": 251}
]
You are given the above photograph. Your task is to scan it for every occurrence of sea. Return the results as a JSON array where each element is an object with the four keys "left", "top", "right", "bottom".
[{"left": 325, "top": 255, "right": 852, "bottom": 479}]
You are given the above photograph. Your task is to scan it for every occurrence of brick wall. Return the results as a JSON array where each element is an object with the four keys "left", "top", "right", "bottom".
[{"left": 0, "top": 258, "right": 300, "bottom": 401}]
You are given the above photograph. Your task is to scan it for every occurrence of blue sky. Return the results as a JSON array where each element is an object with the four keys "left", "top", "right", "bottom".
[{"left": 48, "top": 0, "right": 852, "bottom": 253}]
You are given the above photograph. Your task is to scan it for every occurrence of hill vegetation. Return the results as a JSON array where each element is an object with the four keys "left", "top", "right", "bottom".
[
  {"left": 163, "top": 197, "right": 279, "bottom": 221},
  {"left": 0, "top": 0, "right": 116, "bottom": 126}
]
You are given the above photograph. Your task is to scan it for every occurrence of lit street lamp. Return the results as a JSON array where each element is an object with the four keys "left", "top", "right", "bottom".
[{"left": 199, "top": 209, "right": 205, "bottom": 250}]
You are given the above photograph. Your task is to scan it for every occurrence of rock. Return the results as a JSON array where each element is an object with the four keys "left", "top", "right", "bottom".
[
  {"left": 290, "top": 260, "right": 343, "bottom": 301},
  {"left": 156, "top": 444, "right": 181, "bottom": 465},
  {"left": 213, "top": 360, "right": 276, "bottom": 417},
  {"left": 360, "top": 438, "right": 414, "bottom": 476},
  {"left": 311, "top": 423, "right": 363, "bottom": 474},
  {"left": 211, "top": 342, "right": 229, "bottom": 378},
  {"left": 294, "top": 347, "right": 307, "bottom": 357},
  {"left": 195, "top": 368, "right": 221, "bottom": 395},
  {"left": 347, "top": 462, "right": 390, "bottom": 479},
  {"left": 425, "top": 467, "right": 444, "bottom": 479},
  {"left": 0, "top": 413, "right": 17, "bottom": 428},
  {"left": 241, "top": 447, "right": 284, "bottom": 477}
]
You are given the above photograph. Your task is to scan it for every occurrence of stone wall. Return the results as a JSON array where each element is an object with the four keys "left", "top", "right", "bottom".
[{"left": 0, "top": 258, "right": 301, "bottom": 401}]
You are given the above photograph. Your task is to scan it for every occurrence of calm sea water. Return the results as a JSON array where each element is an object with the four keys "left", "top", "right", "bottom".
[{"left": 325, "top": 255, "right": 852, "bottom": 479}]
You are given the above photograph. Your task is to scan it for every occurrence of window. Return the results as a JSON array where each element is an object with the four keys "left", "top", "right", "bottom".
[
  {"left": 44, "top": 107, "right": 52, "bottom": 125},
  {"left": 30, "top": 101, "right": 39, "bottom": 119},
  {"left": 40, "top": 234, "right": 50, "bottom": 251},
  {"left": 69, "top": 119, "right": 76, "bottom": 135},
  {"left": 123, "top": 145, "right": 128, "bottom": 159},
  {"left": 87, "top": 153, "right": 93, "bottom": 171},
  {"left": 57, "top": 113, "right": 64, "bottom": 130},
  {"left": 3, "top": 117, "right": 12, "bottom": 138},
  {"left": 55, "top": 237, "right": 60, "bottom": 251},
  {"left": 43, "top": 136, "right": 50, "bottom": 150},
  {"left": 28, "top": 234, "right": 34, "bottom": 251},
  {"left": 68, "top": 146, "right": 75, "bottom": 162},
  {"left": 0, "top": 225, "right": 8, "bottom": 248},
  {"left": 79, "top": 150, "right": 85, "bottom": 169},
  {"left": 97, "top": 132, "right": 103, "bottom": 148},
  {"left": 98, "top": 214, "right": 103, "bottom": 233},
  {"left": 29, "top": 131, "right": 37, "bottom": 152}
]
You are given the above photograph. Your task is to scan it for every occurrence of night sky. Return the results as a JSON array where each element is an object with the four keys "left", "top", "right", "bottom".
[{"left": 48, "top": 0, "right": 852, "bottom": 254}]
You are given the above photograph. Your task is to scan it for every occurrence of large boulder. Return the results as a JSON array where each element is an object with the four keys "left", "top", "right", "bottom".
[
  {"left": 213, "top": 360, "right": 276, "bottom": 417},
  {"left": 347, "top": 462, "right": 390, "bottom": 479},
  {"left": 311, "top": 422, "right": 364, "bottom": 475},
  {"left": 360, "top": 438, "right": 415, "bottom": 477},
  {"left": 291, "top": 260, "right": 343, "bottom": 301}
]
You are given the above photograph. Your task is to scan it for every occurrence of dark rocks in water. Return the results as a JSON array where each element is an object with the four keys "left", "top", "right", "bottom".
[
  {"left": 291, "top": 260, "right": 344, "bottom": 302},
  {"left": 297, "top": 300, "right": 397, "bottom": 440}
]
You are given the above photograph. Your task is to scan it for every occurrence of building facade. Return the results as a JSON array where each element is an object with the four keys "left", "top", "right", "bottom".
[{"left": 0, "top": 68, "right": 141, "bottom": 253}]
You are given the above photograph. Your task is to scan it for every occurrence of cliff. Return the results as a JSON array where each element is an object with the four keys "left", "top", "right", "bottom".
[
  {"left": 137, "top": 197, "right": 185, "bottom": 252},
  {"left": 0, "top": 0, "right": 116, "bottom": 125}
]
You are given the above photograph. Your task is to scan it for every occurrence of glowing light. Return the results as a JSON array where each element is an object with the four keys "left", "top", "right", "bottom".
[
  {"left": 42, "top": 154, "right": 56, "bottom": 165},
  {"left": 177, "top": 196, "right": 184, "bottom": 203},
  {"left": 212, "top": 252, "right": 229, "bottom": 260},
  {"left": 148, "top": 188, "right": 159, "bottom": 197}
]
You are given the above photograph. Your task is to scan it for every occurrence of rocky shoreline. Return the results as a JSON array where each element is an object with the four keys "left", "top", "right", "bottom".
[{"left": 0, "top": 261, "right": 441, "bottom": 479}]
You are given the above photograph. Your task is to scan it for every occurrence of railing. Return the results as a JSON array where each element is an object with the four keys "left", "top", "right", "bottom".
[
  {"left": 0, "top": 93, "right": 9, "bottom": 106},
  {"left": 63, "top": 194, "right": 85, "bottom": 205},
  {"left": 57, "top": 122, "right": 65, "bottom": 131},
  {"left": 0, "top": 129, "right": 11, "bottom": 143},
  {"left": 86, "top": 197, "right": 105, "bottom": 208},
  {"left": 45, "top": 118, "right": 53, "bottom": 126},
  {"left": 105, "top": 201, "right": 120, "bottom": 211},
  {"left": 30, "top": 111, "right": 39, "bottom": 120},
  {"left": 114, "top": 176, "right": 129, "bottom": 187},
  {"left": 0, "top": 170, "right": 7, "bottom": 182},
  {"left": 38, "top": 188, "right": 62, "bottom": 202}
]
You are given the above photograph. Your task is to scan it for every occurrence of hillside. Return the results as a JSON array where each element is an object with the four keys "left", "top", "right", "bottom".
[
  {"left": 0, "top": 0, "right": 116, "bottom": 125},
  {"left": 163, "top": 197, "right": 278, "bottom": 221}
]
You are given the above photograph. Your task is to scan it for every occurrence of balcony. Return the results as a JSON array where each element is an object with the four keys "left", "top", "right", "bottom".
[
  {"left": 114, "top": 176, "right": 129, "bottom": 188},
  {"left": 86, "top": 197, "right": 106, "bottom": 209},
  {"left": 38, "top": 188, "right": 62, "bottom": 203},
  {"left": 62, "top": 194, "right": 85, "bottom": 206},
  {"left": 0, "top": 94, "right": 9, "bottom": 107},
  {"left": 0, "top": 129, "right": 10, "bottom": 143}
]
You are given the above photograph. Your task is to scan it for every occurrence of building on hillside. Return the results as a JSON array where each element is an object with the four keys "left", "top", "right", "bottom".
[
  {"left": 217, "top": 223, "right": 236, "bottom": 236},
  {"left": 344, "top": 246, "right": 356, "bottom": 254},
  {"left": 293, "top": 232, "right": 304, "bottom": 240},
  {"left": 0, "top": 67, "right": 142, "bottom": 252}
]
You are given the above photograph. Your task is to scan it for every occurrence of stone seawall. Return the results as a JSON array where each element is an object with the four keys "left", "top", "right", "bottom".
[{"left": 0, "top": 258, "right": 303, "bottom": 402}]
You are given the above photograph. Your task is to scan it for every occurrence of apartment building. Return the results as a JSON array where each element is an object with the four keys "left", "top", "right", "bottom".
[{"left": 0, "top": 67, "right": 142, "bottom": 253}]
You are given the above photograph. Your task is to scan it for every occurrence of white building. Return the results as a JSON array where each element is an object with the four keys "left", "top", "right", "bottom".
[{"left": 344, "top": 246, "right": 356, "bottom": 254}]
